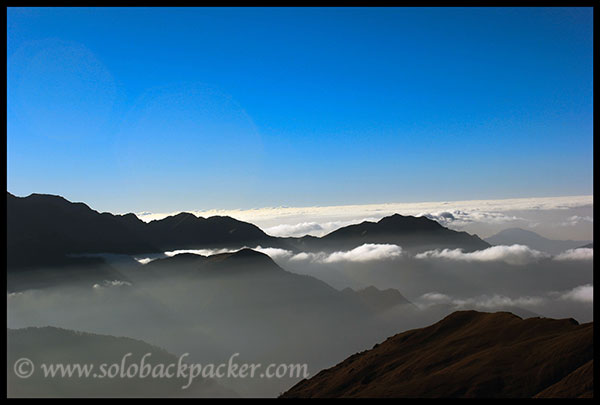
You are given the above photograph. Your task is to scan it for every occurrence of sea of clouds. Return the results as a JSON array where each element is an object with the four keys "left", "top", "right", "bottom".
[{"left": 133, "top": 195, "right": 593, "bottom": 241}]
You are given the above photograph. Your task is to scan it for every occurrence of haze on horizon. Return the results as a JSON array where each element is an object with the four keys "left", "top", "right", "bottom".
[{"left": 7, "top": 7, "right": 593, "bottom": 215}]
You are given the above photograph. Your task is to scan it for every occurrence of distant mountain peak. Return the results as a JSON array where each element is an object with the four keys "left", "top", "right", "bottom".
[
  {"left": 210, "top": 248, "right": 274, "bottom": 264},
  {"left": 485, "top": 227, "right": 591, "bottom": 255},
  {"left": 203, "top": 248, "right": 278, "bottom": 268},
  {"left": 318, "top": 213, "right": 489, "bottom": 253},
  {"left": 153, "top": 212, "right": 202, "bottom": 223},
  {"left": 377, "top": 213, "right": 443, "bottom": 230}
]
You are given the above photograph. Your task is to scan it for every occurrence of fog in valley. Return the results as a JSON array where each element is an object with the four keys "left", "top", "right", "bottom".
[{"left": 7, "top": 237, "right": 593, "bottom": 397}]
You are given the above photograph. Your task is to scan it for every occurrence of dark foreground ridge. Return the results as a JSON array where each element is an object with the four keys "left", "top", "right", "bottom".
[{"left": 281, "top": 310, "right": 593, "bottom": 398}]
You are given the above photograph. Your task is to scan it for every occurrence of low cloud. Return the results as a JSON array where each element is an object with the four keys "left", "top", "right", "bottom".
[
  {"left": 417, "top": 292, "right": 545, "bottom": 309},
  {"left": 560, "top": 215, "right": 594, "bottom": 227},
  {"left": 554, "top": 248, "right": 593, "bottom": 261},
  {"left": 419, "top": 292, "right": 452, "bottom": 303},
  {"left": 288, "top": 243, "right": 404, "bottom": 264},
  {"left": 160, "top": 243, "right": 405, "bottom": 264},
  {"left": 137, "top": 244, "right": 589, "bottom": 267},
  {"left": 559, "top": 284, "right": 593, "bottom": 303},
  {"left": 252, "top": 246, "right": 294, "bottom": 260},
  {"left": 325, "top": 244, "right": 404, "bottom": 263},
  {"left": 264, "top": 218, "right": 380, "bottom": 237},
  {"left": 136, "top": 246, "right": 296, "bottom": 264},
  {"left": 135, "top": 257, "right": 155, "bottom": 265},
  {"left": 415, "top": 245, "right": 549, "bottom": 265},
  {"left": 420, "top": 210, "right": 522, "bottom": 227},
  {"left": 264, "top": 222, "right": 324, "bottom": 237},
  {"left": 164, "top": 248, "right": 234, "bottom": 257},
  {"left": 454, "top": 295, "right": 545, "bottom": 309},
  {"left": 289, "top": 251, "right": 328, "bottom": 263},
  {"left": 92, "top": 280, "right": 132, "bottom": 289},
  {"left": 134, "top": 248, "right": 236, "bottom": 264}
]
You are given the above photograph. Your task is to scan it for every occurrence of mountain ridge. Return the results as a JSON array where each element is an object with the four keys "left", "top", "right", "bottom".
[
  {"left": 7, "top": 326, "right": 235, "bottom": 398},
  {"left": 281, "top": 310, "right": 593, "bottom": 398}
]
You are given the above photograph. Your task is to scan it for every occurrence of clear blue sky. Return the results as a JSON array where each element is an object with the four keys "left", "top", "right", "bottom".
[{"left": 7, "top": 7, "right": 593, "bottom": 213}]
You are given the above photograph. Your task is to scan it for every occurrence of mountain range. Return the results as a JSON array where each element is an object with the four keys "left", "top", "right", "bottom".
[
  {"left": 7, "top": 192, "right": 489, "bottom": 270},
  {"left": 6, "top": 192, "right": 594, "bottom": 398}
]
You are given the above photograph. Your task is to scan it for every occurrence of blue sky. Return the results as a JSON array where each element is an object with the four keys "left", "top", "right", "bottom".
[{"left": 7, "top": 7, "right": 593, "bottom": 213}]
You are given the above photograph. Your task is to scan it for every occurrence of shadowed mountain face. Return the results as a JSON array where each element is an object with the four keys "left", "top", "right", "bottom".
[
  {"left": 7, "top": 326, "right": 234, "bottom": 398},
  {"left": 533, "top": 360, "right": 593, "bottom": 398},
  {"left": 281, "top": 311, "right": 593, "bottom": 398},
  {"left": 7, "top": 193, "right": 155, "bottom": 268},
  {"left": 7, "top": 192, "right": 490, "bottom": 270},
  {"left": 485, "top": 228, "right": 591, "bottom": 255}
]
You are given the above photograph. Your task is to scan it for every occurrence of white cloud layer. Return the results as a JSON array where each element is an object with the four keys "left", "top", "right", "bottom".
[
  {"left": 133, "top": 243, "right": 592, "bottom": 267},
  {"left": 135, "top": 195, "right": 593, "bottom": 223},
  {"left": 252, "top": 246, "right": 294, "bottom": 260},
  {"left": 420, "top": 210, "right": 523, "bottom": 227},
  {"left": 134, "top": 244, "right": 404, "bottom": 265},
  {"left": 92, "top": 280, "right": 132, "bottom": 289},
  {"left": 288, "top": 243, "right": 404, "bottom": 264},
  {"left": 414, "top": 245, "right": 549, "bottom": 265},
  {"left": 417, "top": 291, "right": 546, "bottom": 309},
  {"left": 560, "top": 215, "right": 594, "bottom": 226},
  {"left": 264, "top": 219, "right": 380, "bottom": 237},
  {"left": 164, "top": 248, "right": 234, "bottom": 257},
  {"left": 419, "top": 284, "right": 593, "bottom": 312},
  {"left": 323, "top": 244, "right": 404, "bottom": 263},
  {"left": 559, "top": 284, "right": 593, "bottom": 303},
  {"left": 554, "top": 248, "right": 593, "bottom": 261},
  {"left": 132, "top": 195, "right": 593, "bottom": 239}
]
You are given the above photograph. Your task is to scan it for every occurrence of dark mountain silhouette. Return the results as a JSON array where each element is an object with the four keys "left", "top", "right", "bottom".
[
  {"left": 7, "top": 326, "right": 235, "bottom": 398},
  {"left": 7, "top": 193, "right": 155, "bottom": 268},
  {"left": 8, "top": 192, "right": 489, "bottom": 271},
  {"left": 305, "top": 214, "right": 489, "bottom": 253},
  {"left": 7, "top": 192, "right": 275, "bottom": 269},
  {"left": 143, "top": 212, "right": 272, "bottom": 250},
  {"left": 139, "top": 248, "right": 286, "bottom": 279},
  {"left": 281, "top": 311, "right": 593, "bottom": 398},
  {"left": 485, "top": 228, "right": 591, "bottom": 255},
  {"left": 579, "top": 243, "right": 593, "bottom": 249}
]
